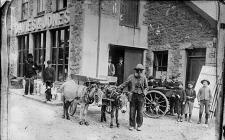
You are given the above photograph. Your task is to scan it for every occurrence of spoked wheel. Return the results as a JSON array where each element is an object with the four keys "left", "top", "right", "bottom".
[
  {"left": 68, "top": 101, "right": 78, "bottom": 116},
  {"left": 143, "top": 90, "right": 169, "bottom": 118}
]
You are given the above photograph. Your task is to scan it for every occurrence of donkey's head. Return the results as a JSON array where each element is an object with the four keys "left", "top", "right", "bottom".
[{"left": 118, "top": 92, "right": 129, "bottom": 113}]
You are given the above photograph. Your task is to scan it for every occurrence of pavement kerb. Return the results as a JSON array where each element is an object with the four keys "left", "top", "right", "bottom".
[{"left": 9, "top": 88, "right": 63, "bottom": 106}]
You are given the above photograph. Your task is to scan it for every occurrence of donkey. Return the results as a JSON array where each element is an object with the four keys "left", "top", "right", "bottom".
[
  {"left": 101, "top": 86, "right": 128, "bottom": 128},
  {"left": 59, "top": 79, "right": 103, "bottom": 125}
]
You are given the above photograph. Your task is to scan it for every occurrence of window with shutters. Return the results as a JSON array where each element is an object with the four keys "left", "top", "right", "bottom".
[
  {"left": 51, "top": 27, "right": 69, "bottom": 81},
  {"left": 120, "top": 0, "right": 139, "bottom": 28},
  {"left": 33, "top": 32, "right": 46, "bottom": 72},
  {"left": 18, "top": 35, "right": 29, "bottom": 77},
  {"left": 21, "top": 0, "right": 29, "bottom": 20}
]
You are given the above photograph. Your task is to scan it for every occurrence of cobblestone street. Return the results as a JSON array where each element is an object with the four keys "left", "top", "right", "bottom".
[{"left": 8, "top": 91, "right": 215, "bottom": 140}]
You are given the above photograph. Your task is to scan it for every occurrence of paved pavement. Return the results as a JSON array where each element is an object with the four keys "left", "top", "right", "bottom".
[{"left": 9, "top": 88, "right": 63, "bottom": 106}]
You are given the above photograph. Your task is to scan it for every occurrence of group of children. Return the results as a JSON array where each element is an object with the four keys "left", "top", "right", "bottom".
[{"left": 172, "top": 79, "right": 212, "bottom": 124}]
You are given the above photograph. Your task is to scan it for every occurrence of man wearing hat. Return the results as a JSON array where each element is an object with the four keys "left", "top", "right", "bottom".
[
  {"left": 24, "top": 54, "right": 39, "bottom": 95},
  {"left": 42, "top": 60, "right": 56, "bottom": 101},
  {"left": 184, "top": 81, "right": 196, "bottom": 122},
  {"left": 197, "top": 79, "right": 213, "bottom": 124},
  {"left": 118, "top": 64, "right": 148, "bottom": 131}
]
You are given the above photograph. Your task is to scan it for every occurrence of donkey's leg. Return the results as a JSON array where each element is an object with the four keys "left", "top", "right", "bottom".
[
  {"left": 116, "top": 108, "right": 120, "bottom": 128},
  {"left": 79, "top": 103, "right": 85, "bottom": 125},
  {"left": 65, "top": 101, "right": 71, "bottom": 120},
  {"left": 110, "top": 106, "right": 115, "bottom": 128},
  {"left": 101, "top": 105, "right": 106, "bottom": 122},
  {"left": 62, "top": 97, "right": 66, "bottom": 118},
  {"left": 84, "top": 104, "right": 90, "bottom": 126}
]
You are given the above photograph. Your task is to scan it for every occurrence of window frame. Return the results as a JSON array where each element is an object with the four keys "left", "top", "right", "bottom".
[
  {"left": 50, "top": 27, "right": 70, "bottom": 82},
  {"left": 37, "top": 0, "right": 45, "bottom": 16},
  {"left": 56, "top": 0, "right": 67, "bottom": 11},
  {"left": 153, "top": 51, "right": 168, "bottom": 78},
  {"left": 21, "top": 0, "right": 29, "bottom": 20},
  {"left": 17, "top": 35, "right": 29, "bottom": 77},
  {"left": 33, "top": 32, "right": 46, "bottom": 72}
]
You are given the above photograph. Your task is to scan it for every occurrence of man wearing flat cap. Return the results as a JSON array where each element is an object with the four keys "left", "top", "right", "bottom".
[
  {"left": 197, "top": 79, "right": 212, "bottom": 124},
  {"left": 118, "top": 64, "right": 148, "bottom": 131}
]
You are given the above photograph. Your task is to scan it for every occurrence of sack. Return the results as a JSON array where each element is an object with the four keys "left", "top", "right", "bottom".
[{"left": 40, "top": 83, "right": 46, "bottom": 95}]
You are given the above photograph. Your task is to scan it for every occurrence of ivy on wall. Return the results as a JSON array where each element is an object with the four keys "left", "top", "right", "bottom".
[{"left": 143, "top": 1, "right": 216, "bottom": 46}]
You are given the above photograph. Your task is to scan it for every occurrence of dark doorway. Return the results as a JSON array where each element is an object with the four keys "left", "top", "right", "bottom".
[
  {"left": 186, "top": 48, "right": 206, "bottom": 87},
  {"left": 109, "top": 44, "right": 144, "bottom": 84}
]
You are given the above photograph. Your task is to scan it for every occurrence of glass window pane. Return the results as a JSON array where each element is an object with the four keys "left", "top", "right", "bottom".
[
  {"left": 39, "top": 49, "right": 43, "bottom": 64},
  {"left": 58, "top": 65, "right": 64, "bottom": 81},
  {"left": 52, "top": 48, "right": 57, "bottom": 64}
]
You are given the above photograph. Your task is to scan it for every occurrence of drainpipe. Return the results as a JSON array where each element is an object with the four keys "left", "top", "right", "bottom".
[
  {"left": 218, "top": 2, "right": 225, "bottom": 140},
  {"left": 96, "top": 0, "right": 101, "bottom": 77}
]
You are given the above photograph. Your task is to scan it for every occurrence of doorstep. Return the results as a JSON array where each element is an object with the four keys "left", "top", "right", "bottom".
[{"left": 9, "top": 88, "right": 63, "bottom": 106}]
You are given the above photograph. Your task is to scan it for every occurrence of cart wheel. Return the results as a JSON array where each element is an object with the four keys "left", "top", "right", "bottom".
[
  {"left": 68, "top": 101, "right": 77, "bottom": 116},
  {"left": 144, "top": 90, "right": 169, "bottom": 118}
]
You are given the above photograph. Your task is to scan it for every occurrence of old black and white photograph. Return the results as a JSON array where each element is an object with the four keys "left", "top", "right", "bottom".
[{"left": 1, "top": 0, "right": 225, "bottom": 140}]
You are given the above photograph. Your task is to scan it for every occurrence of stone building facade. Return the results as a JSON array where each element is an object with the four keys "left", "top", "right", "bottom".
[
  {"left": 143, "top": 1, "right": 218, "bottom": 85},
  {"left": 7, "top": 0, "right": 219, "bottom": 85},
  {"left": 8, "top": 0, "right": 84, "bottom": 81}
]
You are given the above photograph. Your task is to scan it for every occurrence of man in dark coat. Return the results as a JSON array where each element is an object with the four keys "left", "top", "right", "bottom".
[
  {"left": 24, "top": 54, "right": 39, "bottom": 95},
  {"left": 116, "top": 57, "right": 124, "bottom": 85},
  {"left": 42, "top": 60, "right": 56, "bottom": 101},
  {"left": 118, "top": 64, "right": 148, "bottom": 131}
]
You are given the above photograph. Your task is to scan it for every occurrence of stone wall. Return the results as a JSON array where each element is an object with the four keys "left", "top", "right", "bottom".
[
  {"left": 68, "top": 1, "right": 85, "bottom": 75},
  {"left": 143, "top": 1, "right": 217, "bottom": 83}
]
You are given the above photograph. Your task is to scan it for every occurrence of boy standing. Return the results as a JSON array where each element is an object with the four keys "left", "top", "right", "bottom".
[
  {"left": 176, "top": 82, "right": 186, "bottom": 122},
  {"left": 184, "top": 81, "right": 196, "bottom": 122},
  {"left": 197, "top": 79, "right": 213, "bottom": 124},
  {"left": 42, "top": 60, "right": 56, "bottom": 101}
]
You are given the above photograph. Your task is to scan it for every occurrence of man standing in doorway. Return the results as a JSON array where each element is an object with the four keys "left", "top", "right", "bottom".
[
  {"left": 118, "top": 64, "right": 148, "bottom": 131},
  {"left": 116, "top": 57, "right": 124, "bottom": 85},
  {"left": 43, "top": 60, "right": 56, "bottom": 101},
  {"left": 108, "top": 57, "right": 115, "bottom": 76},
  {"left": 24, "top": 54, "right": 39, "bottom": 95}
]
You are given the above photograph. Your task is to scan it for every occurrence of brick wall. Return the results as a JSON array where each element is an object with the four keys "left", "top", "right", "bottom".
[{"left": 143, "top": 1, "right": 217, "bottom": 83}]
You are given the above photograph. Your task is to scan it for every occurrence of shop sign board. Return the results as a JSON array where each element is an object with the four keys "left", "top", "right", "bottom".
[{"left": 16, "top": 10, "right": 70, "bottom": 35}]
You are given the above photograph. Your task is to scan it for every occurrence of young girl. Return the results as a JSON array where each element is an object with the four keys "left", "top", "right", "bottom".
[
  {"left": 184, "top": 81, "right": 196, "bottom": 122},
  {"left": 176, "top": 82, "right": 186, "bottom": 122}
]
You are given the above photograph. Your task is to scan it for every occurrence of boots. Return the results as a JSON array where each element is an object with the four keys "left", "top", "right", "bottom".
[
  {"left": 184, "top": 114, "right": 188, "bottom": 121},
  {"left": 188, "top": 114, "right": 192, "bottom": 123},
  {"left": 205, "top": 114, "right": 209, "bottom": 124},
  {"left": 198, "top": 113, "right": 202, "bottom": 124}
]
